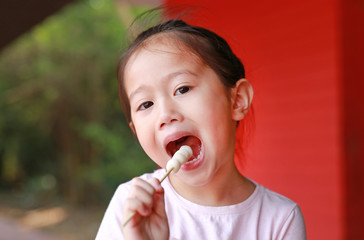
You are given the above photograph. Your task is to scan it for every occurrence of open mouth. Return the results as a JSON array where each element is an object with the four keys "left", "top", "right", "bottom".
[{"left": 166, "top": 135, "right": 202, "bottom": 163}]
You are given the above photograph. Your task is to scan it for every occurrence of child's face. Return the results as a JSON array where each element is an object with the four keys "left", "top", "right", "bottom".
[{"left": 124, "top": 38, "right": 238, "bottom": 187}]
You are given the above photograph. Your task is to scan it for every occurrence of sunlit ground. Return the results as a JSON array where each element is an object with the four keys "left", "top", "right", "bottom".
[{"left": 0, "top": 193, "right": 105, "bottom": 240}]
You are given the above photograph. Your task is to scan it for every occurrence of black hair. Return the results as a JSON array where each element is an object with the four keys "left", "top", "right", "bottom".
[{"left": 117, "top": 19, "right": 245, "bottom": 124}]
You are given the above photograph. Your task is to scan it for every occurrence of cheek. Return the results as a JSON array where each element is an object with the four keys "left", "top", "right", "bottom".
[
  {"left": 199, "top": 93, "right": 232, "bottom": 124},
  {"left": 132, "top": 118, "right": 163, "bottom": 163},
  {"left": 199, "top": 96, "right": 235, "bottom": 142},
  {"left": 131, "top": 116, "right": 149, "bottom": 141},
  {"left": 134, "top": 121, "right": 150, "bottom": 143}
]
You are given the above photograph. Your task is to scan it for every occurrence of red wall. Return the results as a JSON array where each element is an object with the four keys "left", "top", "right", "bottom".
[
  {"left": 342, "top": 0, "right": 364, "bottom": 238},
  {"left": 164, "top": 0, "right": 364, "bottom": 239}
]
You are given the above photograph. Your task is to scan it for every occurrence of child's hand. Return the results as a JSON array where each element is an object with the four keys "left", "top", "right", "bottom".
[{"left": 122, "top": 177, "right": 169, "bottom": 240}]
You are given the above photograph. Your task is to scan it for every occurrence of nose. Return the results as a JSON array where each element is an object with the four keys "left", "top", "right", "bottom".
[{"left": 158, "top": 98, "right": 183, "bottom": 129}]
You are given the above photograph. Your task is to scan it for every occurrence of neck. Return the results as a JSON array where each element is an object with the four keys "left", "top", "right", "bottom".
[{"left": 169, "top": 162, "right": 255, "bottom": 206}]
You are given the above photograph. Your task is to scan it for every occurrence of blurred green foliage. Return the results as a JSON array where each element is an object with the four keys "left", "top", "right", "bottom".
[{"left": 0, "top": 0, "right": 157, "bottom": 205}]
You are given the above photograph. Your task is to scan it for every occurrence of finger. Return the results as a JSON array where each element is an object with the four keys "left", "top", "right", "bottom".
[
  {"left": 147, "top": 177, "right": 164, "bottom": 193},
  {"left": 147, "top": 178, "right": 166, "bottom": 219},
  {"left": 132, "top": 185, "right": 155, "bottom": 211},
  {"left": 124, "top": 197, "right": 152, "bottom": 217},
  {"left": 153, "top": 191, "right": 167, "bottom": 218},
  {"left": 127, "top": 186, "right": 155, "bottom": 214},
  {"left": 130, "top": 177, "right": 155, "bottom": 196}
]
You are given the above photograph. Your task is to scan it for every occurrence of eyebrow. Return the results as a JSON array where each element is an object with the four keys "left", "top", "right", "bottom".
[
  {"left": 129, "top": 85, "right": 149, "bottom": 102},
  {"left": 128, "top": 70, "right": 197, "bottom": 101}
]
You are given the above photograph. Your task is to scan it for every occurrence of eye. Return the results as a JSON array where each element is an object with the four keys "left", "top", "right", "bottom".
[
  {"left": 175, "top": 86, "right": 191, "bottom": 95},
  {"left": 137, "top": 101, "right": 153, "bottom": 111}
]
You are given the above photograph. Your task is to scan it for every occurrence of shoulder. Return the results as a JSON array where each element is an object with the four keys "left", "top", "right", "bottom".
[
  {"left": 258, "top": 184, "right": 297, "bottom": 209},
  {"left": 254, "top": 183, "right": 307, "bottom": 239}
]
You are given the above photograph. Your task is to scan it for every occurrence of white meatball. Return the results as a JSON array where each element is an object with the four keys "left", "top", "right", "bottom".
[
  {"left": 173, "top": 154, "right": 186, "bottom": 165},
  {"left": 166, "top": 159, "right": 180, "bottom": 173},
  {"left": 179, "top": 145, "right": 193, "bottom": 157},
  {"left": 166, "top": 145, "right": 193, "bottom": 173}
]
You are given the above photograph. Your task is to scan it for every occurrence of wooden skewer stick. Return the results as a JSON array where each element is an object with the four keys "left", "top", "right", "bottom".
[
  {"left": 122, "top": 145, "right": 192, "bottom": 228},
  {"left": 122, "top": 210, "right": 136, "bottom": 228},
  {"left": 159, "top": 167, "right": 174, "bottom": 183}
]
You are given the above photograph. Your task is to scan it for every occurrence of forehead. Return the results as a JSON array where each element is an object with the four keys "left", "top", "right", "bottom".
[
  {"left": 127, "top": 35, "right": 202, "bottom": 67},
  {"left": 124, "top": 36, "right": 204, "bottom": 87}
]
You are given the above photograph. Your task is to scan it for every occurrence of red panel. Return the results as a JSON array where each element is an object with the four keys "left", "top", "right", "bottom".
[
  {"left": 342, "top": 0, "right": 364, "bottom": 238},
  {"left": 165, "top": 0, "right": 345, "bottom": 239}
]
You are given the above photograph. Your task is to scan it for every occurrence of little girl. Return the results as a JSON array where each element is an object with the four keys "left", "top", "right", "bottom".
[{"left": 96, "top": 18, "right": 306, "bottom": 240}]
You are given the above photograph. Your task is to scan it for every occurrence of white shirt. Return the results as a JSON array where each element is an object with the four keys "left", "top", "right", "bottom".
[{"left": 96, "top": 169, "right": 306, "bottom": 240}]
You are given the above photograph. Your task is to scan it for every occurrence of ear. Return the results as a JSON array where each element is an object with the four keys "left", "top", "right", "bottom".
[
  {"left": 231, "top": 78, "right": 254, "bottom": 121},
  {"left": 129, "top": 121, "right": 137, "bottom": 136}
]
